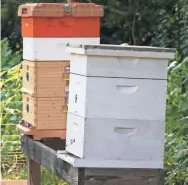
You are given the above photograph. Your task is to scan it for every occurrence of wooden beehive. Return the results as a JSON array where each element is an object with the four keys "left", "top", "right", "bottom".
[
  {"left": 22, "top": 60, "right": 69, "bottom": 97},
  {"left": 21, "top": 93, "right": 67, "bottom": 130},
  {"left": 17, "top": 2, "right": 104, "bottom": 140}
]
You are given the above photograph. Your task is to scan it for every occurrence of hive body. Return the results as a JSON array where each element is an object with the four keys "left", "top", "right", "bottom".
[
  {"left": 66, "top": 113, "right": 165, "bottom": 168},
  {"left": 17, "top": 3, "right": 103, "bottom": 140},
  {"left": 68, "top": 74, "right": 167, "bottom": 120},
  {"left": 22, "top": 94, "right": 67, "bottom": 130},
  {"left": 22, "top": 60, "right": 69, "bottom": 97},
  {"left": 63, "top": 44, "right": 175, "bottom": 168},
  {"left": 23, "top": 37, "right": 100, "bottom": 61}
]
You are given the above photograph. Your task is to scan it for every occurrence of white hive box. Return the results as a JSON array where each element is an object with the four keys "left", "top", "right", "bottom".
[
  {"left": 68, "top": 73, "right": 167, "bottom": 120},
  {"left": 67, "top": 44, "right": 174, "bottom": 79},
  {"left": 61, "top": 113, "right": 165, "bottom": 169},
  {"left": 61, "top": 44, "right": 174, "bottom": 169},
  {"left": 23, "top": 37, "right": 100, "bottom": 61}
]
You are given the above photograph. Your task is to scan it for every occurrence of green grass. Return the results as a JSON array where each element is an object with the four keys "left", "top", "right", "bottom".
[{"left": 2, "top": 166, "right": 67, "bottom": 185}]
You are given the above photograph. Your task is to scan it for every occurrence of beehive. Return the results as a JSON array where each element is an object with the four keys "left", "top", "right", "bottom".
[
  {"left": 62, "top": 44, "right": 175, "bottom": 168},
  {"left": 17, "top": 3, "right": 104, "bottom": 140}
]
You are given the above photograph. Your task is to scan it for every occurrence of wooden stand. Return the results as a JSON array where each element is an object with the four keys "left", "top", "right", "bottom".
[{"left": 21, "top": 135, "right": 165, "bottom": 185}]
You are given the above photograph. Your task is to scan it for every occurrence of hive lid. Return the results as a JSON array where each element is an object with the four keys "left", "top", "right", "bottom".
[
  {"left": 66, "top": 44, "right": 175, "bottom": 59},
  {"left": 18, "top": 3, "right": 104, "bottom": 17}
]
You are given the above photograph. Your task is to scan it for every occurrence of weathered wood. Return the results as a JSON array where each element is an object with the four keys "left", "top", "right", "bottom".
[
  {"left": 27, "top": 158, "right": 41, "bottom": 185},
  {"left": 21, "top": 135, "right": 82, "bottom": 185},
  {"left": 21, "top": 135, "right": 164, "bottom": 185},
  {"left": 83, "top": 168, "right": 164, "bottom": 185},
  {"left": 42, "top": 138, "right": 65, "bottom": 151}
]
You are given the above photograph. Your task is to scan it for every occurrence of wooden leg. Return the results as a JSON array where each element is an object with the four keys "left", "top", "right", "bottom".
[{"left": 27, "top": 158, "right": 41, "bottom": 185}]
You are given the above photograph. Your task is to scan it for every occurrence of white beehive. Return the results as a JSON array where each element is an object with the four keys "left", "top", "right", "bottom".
[{"left": 63, "top": 44, "right": 174, "bottom": 168}]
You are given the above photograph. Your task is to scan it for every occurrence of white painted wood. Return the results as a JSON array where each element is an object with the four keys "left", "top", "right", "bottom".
[
  {"left": 66, "top": 44, "right": 175, "bottom": 59},
  {"left": 23, "top": 37, "right": 100, "bottom": 61},
  {"left": 70, "top": 55, "right": 169, "bottom": 79},
  {"left": 58, "top": 152, "right": 163, "bottom": 169},
  {"left": 68, "top": 74, "right": 167, "bottom": 120},
  {"left": 64, "top": 113, "right": 165, "bottom": 168}
]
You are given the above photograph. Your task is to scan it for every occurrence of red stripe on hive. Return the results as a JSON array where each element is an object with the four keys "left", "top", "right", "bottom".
[
  {"left": 21, "top": 17, "right": 101, "bottom": 37},
  {"left": 18, "top": 3, "right": 103, "bottom": 37}
]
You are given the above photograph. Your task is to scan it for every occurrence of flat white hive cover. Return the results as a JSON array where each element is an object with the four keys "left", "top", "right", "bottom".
[{"left": 66, "top": 44, "right": 175, "bottom": 59}]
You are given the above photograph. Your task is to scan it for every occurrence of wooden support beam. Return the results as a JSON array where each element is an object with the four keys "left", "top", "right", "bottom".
[
  {"left": 27, "top": 158, "right": 41, "bottom": 185},
  {"left": 21, "top": 135, "right": 83, "bottom": 185},
  {"left": 83, "top": 168, "right": 164, "bottom": 185}
]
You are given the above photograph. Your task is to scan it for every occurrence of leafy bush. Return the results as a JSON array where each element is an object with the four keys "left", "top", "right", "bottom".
[
  {"left": 1, "top": 39, "right": 23, "bottom": 174},
  {"left": 2, "top": 167, "right": 66, "bottom": 185},
  {"left": 165, "top": 57, "right": 188, "bottom": 184},
  {"left": 1, "top": 39, "right": 22, "bottom": 70}
]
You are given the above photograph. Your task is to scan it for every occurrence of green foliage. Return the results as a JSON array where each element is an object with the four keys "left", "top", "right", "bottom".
[
  {"left": 1, "top": 39, "right": 22, "bottom": 70},
  {"left": 2, "top": 167, "right": 67, "bottom": 185},
  {"left": 165, "top": 57, "right": 188, "bottom": 184},
  {"left": 1, "top": 39, "right": 23, "bottom": 174},
  {"left": 1, "top": 64, "right": 22, "bottom": 135},
  {"left": 153, "top": 0, "right": 188, "bottom": 59},
  {"left": 41, "top": 168, "right": 67, "bottom": 185}
]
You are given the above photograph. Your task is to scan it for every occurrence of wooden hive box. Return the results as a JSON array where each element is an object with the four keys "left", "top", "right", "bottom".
[
  {"left": 19, "top": 93, "right": 68, "bottom": 140},
  {"left": 20, "top": 60, "right": 69, "bottom": 139},
  {"left": 22, "top": 60, "right": 69, "bottom": 97},
  {"left": 22, "top": 93, "right": 68, "bottom": 129},
  {"left": 18, "top": 3, "right": 104, "bottom": 38}
]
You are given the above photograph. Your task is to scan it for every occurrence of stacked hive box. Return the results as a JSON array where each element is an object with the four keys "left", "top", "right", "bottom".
[
  {"left": 58, "top": 44, "right": 174, "bottom": 168},
  {"left": 17, "top": 3, "right": 103, "bottom": 140}
]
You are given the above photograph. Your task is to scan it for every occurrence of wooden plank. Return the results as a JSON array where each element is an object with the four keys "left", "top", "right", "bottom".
[
  {"left": 157, "top": 169, "right": 165, "bottom": 185},
  {"left": 27, "top": 158, "right": 41, "bottom": 185},
  {"left": 83, "top": 168, "right": 164, "bottom": 185},
  {"left": 21, "top": 135, "right": 83, "bottom": 185}
]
